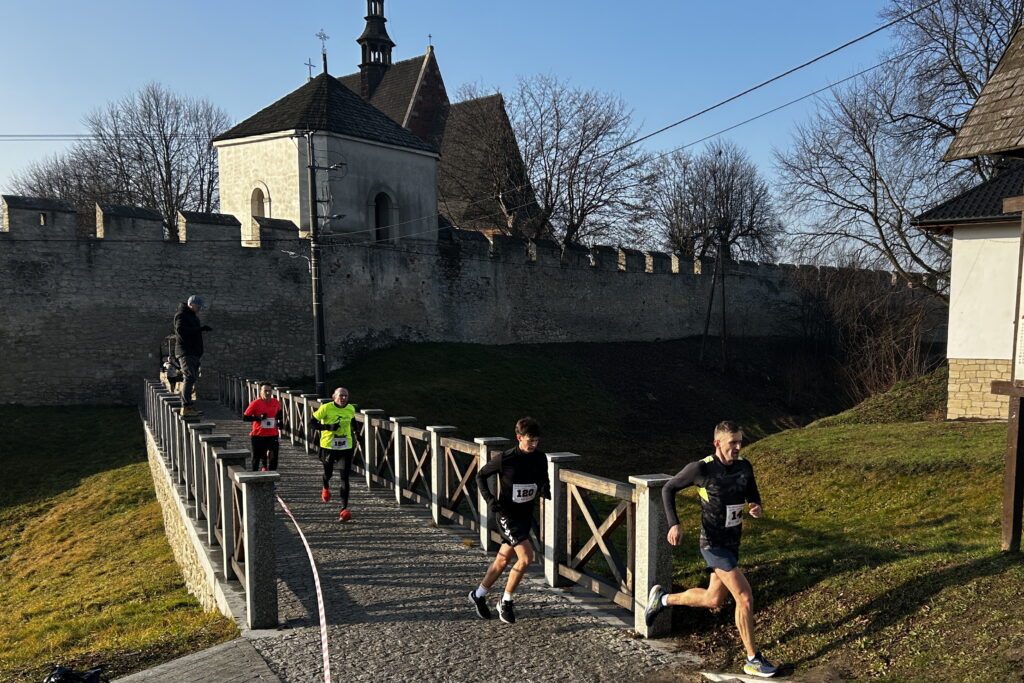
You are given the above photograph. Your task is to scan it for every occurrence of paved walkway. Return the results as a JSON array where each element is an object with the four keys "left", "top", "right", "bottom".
[{"left": 121, "top": 400, "right": 703, "bottom": 682}]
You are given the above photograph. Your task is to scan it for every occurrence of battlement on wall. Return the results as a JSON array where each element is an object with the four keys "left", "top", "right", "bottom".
[
  {"left": 2, "top": 193, "right": 928, "bottom": 290},
  {"left": 1, "top": 195, "right": 303, "bottom": 248}
]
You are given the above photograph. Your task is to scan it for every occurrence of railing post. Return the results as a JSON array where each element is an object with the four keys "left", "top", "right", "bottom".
[
  {"left": 544, "top": 452, "right": 582, "bottom": 587},
  {"left": 286, "top": 390, "right": 303, "bottom": 445},
  {"left": 474, "top": 437, "right": 510, "bottom": 551},
  {"left": 390, "top": 417, "right": 416, "bottom": 504},
  {"left": 426, "top": 425, "right": 457, "bottom": 525},
  {"left": 629, "top": 474, "right": 673, "bottom": 638},
  {"left": 361, "top": 409, "right": 386, "bottom": 488},
  {"left": 216, "top": 452, "right": 249, "bottom": 578},
  {"left": 301, "top": 394, "right": 319, "bottom": 455},
  {"left": 196, "top": 434, "right": 230, "bottom": 521},
  {"left": 232, "top": 470, "right": 279, "bottom": 630}
]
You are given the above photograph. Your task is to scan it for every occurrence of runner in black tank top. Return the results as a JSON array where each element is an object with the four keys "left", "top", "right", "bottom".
[{"left": 644, "top": 421, "right": 777, "bottom": 678}]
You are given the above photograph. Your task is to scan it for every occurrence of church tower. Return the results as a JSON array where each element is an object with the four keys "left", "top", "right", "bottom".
[{"left": 357, "top": 0, "right": 395, "bottom": 99}]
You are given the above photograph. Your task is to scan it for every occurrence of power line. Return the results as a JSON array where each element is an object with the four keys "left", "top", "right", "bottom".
[{"left": 601, "top": 0, "right": 942, "bottom": 157}]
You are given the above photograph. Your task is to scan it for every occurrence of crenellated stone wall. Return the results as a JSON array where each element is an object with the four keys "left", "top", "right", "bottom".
[{"left": 1, "top": 194, "right": 944, "bottom": 405}]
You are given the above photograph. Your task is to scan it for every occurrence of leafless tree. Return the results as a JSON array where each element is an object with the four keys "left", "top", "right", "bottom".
[
  {"left": 12, "top": 82, "right": 231, "bottom": 236},
  {"left": 775, "top": 0, "right": 1024, "bottom": 302},
  {"left": 506, "top": 74, "right": 654, "bottom": 245},
  {"left": 649, "top": 141, "right": 783, "bottom": 262}
]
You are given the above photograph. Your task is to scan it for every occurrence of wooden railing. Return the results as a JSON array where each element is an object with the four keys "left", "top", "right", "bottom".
[
  {"left": 210, "top": 372, "right": 675, "bottom": 637},
  {"left": 142, "top": 379, "right": 278, "bottom": 630}
]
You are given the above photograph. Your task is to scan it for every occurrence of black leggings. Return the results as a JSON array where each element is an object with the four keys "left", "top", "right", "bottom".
[
  {"left": 321, "top": 448, "right": 354, "bottom": 508},
  {"left": 251, "top": 436, "right": 279, "bottom": 471}
]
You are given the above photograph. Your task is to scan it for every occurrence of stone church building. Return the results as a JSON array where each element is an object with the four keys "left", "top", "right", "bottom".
[{"left": 214, "top": 0, "right": 534, "bottom": 245}]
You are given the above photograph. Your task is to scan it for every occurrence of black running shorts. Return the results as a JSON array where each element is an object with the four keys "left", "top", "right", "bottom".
[{"left": 495, "top": 511, "right": 532, "bottom": 547}]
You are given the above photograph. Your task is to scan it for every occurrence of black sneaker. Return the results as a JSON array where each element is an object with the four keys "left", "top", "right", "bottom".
[
  {"left": 644, "top": 584, "right": 667, "bottom": 627},
  {"left": 498, "top": 599, "right": 516, "bottom": 624},
  {"left": 742, "top": 652, "right": 778, "bottom": 678},
  {"left": 468, "top": 591, "right": 491, "bottom": 619}
]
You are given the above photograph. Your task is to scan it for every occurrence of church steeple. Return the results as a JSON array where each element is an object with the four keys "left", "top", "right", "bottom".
[{"left": 357, "top": 0, "right": 395, "bottom": 98}]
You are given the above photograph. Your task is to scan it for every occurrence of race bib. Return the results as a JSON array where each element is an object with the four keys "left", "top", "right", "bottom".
[
  {"left": 331, "top": 436, "right": 350, "bottom": 450},
  {"left": 725, "top": 503, "right": 744, "bottom": 528},
  {"left": 260, "top": 418, "right": 276, "bottom": 429},
  {"left": 511, "top": 483, "right": 537, "bottom": 503}
]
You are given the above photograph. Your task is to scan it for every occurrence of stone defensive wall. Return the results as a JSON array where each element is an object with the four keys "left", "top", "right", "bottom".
[{"left": 1, "top": 195, "right": 931, "bottom": 405}]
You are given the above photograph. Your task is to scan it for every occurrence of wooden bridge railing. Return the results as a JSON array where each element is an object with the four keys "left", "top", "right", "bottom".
[
  {"left": 211, "top": 372, "right": 674, "bottom": 637},
  {"left": 143, "top": 378, "right": 277, "bottom": 630}
]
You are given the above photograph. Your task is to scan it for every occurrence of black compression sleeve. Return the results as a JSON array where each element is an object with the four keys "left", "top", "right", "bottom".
[
  {"left": 662, "top": 460, "right": 703, "bottom": 528},
  {"left": 476, "top": 455, "right": 501, "bottom": 505}
]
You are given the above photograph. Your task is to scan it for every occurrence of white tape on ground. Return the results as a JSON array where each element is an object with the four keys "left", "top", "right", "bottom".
[{"left": 276, "top": 494, "right": 332, "bottom": 683}]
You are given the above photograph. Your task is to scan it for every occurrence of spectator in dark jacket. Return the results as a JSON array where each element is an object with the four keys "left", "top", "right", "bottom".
[{"left": 174, "top": 294, "right": 211, "bottom": 416}]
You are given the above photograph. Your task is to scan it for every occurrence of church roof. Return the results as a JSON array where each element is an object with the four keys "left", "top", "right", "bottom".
[
  {"left": 943, "top": 25, "right": 1024, "bottom": 161},
  {"left": 338, "top": 52, "right": 436, "bottom": 128},
  {"left": 913, "top": 162, "right": 1024, "bottom": 232},
  {"left": 213, "top": 72, "right": 436, "bottom": 154}
]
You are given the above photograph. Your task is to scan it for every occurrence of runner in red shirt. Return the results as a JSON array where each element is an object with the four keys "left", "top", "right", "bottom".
[{"left": 243, "top": 382, "right": 287, "bottom": 471}]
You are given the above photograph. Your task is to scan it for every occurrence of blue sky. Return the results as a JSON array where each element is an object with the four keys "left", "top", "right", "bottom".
[{"left": 0, "top": 0, "right": 893, "bottom": 195}]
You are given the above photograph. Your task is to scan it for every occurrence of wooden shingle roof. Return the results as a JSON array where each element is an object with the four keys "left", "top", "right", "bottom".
[
  {"left": 213, "top": 72, "right": 436, "bottom": 154},
  {"left": 338, "top": 54, "right": 427, "bottom": 126},
  {"left": 943, "top": 25, "right": 1024, "bottom": 161}
]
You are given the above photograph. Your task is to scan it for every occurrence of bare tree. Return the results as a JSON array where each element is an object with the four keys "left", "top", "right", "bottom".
[
  {"left": 775, "top": 0, "right": 1024, "bottom": 302},
  {"left": 507, "top": 74, "right": 654, "bottom": 245},
  {"left": 649, "top": 141, "right": 783, "bottom": 262},
  {"left": 12, "top": 82, "right": 231, "bottom": 236}
]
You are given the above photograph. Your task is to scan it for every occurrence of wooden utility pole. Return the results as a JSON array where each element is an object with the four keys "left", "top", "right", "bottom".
[{"left": 990, "top": 193, "right": 1024, "bottom": 552}]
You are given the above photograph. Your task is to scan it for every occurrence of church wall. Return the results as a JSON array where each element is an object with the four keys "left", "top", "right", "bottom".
[
  {"left": 215, "top": 133, "right": 304, "bottom": 238},
  {"left": 0, "top": 197, "right": 939, "bottom": 405},
  {"left": 320, "top": 135, "right": 438, "bottom": 242}
]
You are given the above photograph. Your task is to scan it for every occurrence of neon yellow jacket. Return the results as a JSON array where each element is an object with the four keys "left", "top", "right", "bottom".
[{"left": 312, "top": 402, "right": 355, "bottom": 450}]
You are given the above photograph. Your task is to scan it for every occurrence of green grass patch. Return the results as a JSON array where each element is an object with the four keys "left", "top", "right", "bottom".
[
  {"left": 310, "top": 339, "right": 843, "bottom": 480},
  {"left": 810, "top": 366, "right": 948, "bottom": 427},
  {"left": 0, "top": 407, "right": 236, "bottom": 682}
]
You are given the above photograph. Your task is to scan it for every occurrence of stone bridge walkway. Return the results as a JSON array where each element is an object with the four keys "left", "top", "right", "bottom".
[{"left": 122, "top": 400, "right": 704, "bottom": 683}]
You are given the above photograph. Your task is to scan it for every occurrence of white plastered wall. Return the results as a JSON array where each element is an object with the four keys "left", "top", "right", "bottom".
[{"left": 948, "top": 222, "right": 1019, "bottom": 360}]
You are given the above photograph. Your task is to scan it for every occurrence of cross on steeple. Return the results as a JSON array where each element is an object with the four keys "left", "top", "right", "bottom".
[
  {"left": 304, "top": 58, "right": 316, "bottom": 78},
  {"left": 316, "top": 28, "right": 330, "bottom": 54},
  {"left": 428, "top": 33, "right": 432, "bottom": 46}
]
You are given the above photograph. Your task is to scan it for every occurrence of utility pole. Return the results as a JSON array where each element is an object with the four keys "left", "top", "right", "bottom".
[
  {"left": 306, "top": 131, "right": 327, "bottom": 398},
  {"left": 719, "top": 224, "right": 728, "bottom": 371}
]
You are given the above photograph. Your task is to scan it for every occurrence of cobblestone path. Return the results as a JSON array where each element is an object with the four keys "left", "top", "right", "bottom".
[{"left": 127, "top": 401, "right": 701, "bottom": 682}]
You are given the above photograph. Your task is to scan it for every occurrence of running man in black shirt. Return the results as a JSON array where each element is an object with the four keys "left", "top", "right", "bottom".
[
  {"left": 644, "top": 421, "right": 777, "bottom": 678},
  {"left": 468, "top": 417, "right": 550, "bottom": 624}
]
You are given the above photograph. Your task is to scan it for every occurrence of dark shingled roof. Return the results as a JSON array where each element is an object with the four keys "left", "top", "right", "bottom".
[
  {"left": 213, "top": 72, "right": 435, "bottom": 154},
  {"left": 2, "top": 195, "right": 76, "bottom": 212},
  {"left": 943, "top": 26, "right": 1024, "bottom": 161},
  {"left": 914, "top": 162, "right": 1024, "bottom": 231},
  {"left": 338, "top": 54, "right": 427, "bottom": 126}
]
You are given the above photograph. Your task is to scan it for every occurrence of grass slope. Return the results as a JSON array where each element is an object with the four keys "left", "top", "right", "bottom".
[
  {"left": 0, "top": 407, "right": 236, "bottom": 682},
  {"left": 317, "top": 339, "right": 843, "bottom": 479}
]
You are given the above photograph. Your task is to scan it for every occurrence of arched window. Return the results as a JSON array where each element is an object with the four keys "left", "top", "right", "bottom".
[
  {"left": 250, "top": 187, "right": 265, "bottom": 218},
  {"left": 374, "top": 192, "right": 392, "bottom": 242}
]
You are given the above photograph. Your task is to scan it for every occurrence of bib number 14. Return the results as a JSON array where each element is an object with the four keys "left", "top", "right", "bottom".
[{"left": 725, "top": 503, "right": 744, "bottom": 528}]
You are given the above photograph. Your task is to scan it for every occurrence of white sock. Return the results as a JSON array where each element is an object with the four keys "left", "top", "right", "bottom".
[
  {"left": 474, "top": 586, "right": 487, "bottom": 599},
  {"left": 503, "top": 592, "right": 514, "bottom": 603},
  {"left": 661, "top": 595, "right": 669, "bottom": 607}
]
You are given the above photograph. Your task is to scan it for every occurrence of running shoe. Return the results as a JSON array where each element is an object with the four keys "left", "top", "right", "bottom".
[
  {"left": 645, "top": 584, "right": 667, "bottom": 627},
  {"left": 321, "top": 488, "right": 331, "bottom": 503},
  {"left": 468, "top": 591, "right": 491, "bottom": 619},
  {"left": 339, "top": 508, "right": 352, "bottom": 522},
  {"left": 498, "top": 599, "right": 516, "bottom": 624},
  {"left": 742, "top": 653, "right": 778, "bottom": 678}
]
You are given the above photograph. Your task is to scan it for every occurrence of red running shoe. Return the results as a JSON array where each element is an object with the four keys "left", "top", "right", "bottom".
[
  {"left": 321, "top": 488, "right": 331, "bottom": 503},
  {"left": 261, "top": 467, "right": 268, "bottom": 472},
  {"left": 339, "top": 508, "right": 352, "bottom": 522}
]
